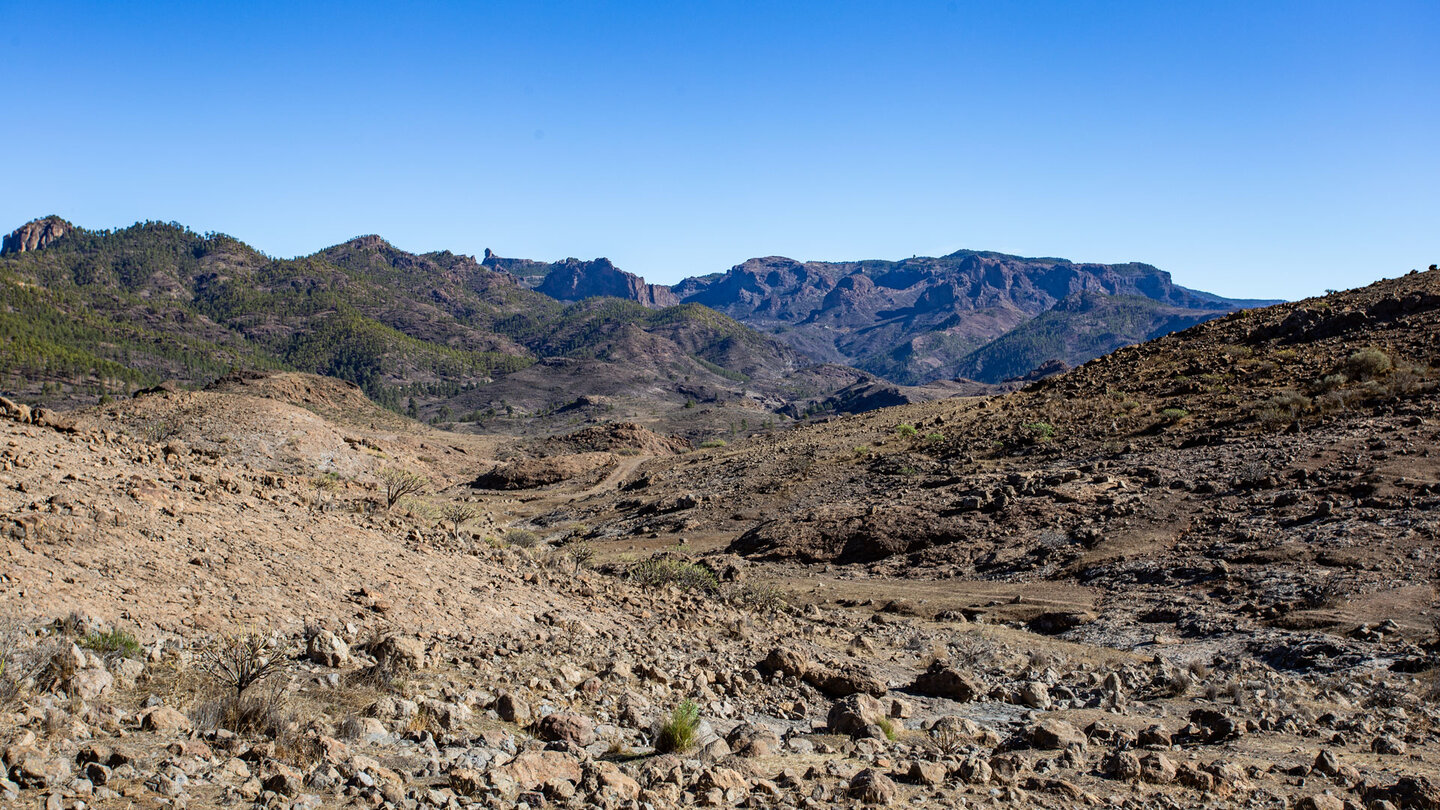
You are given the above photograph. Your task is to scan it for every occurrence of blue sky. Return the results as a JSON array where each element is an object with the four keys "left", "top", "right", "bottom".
[{"left": 2, "top": 0, "right": 1434, "bottom": 299}]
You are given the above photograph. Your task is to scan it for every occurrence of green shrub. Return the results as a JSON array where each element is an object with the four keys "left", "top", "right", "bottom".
[
  {"left": 629, "top": 558, "right": 719, "bottom": 594},
  {"left": 1159, "top": 408, "right": 1189, "bottom": 424},
  {"left": 655, "top": 700, "right": 701, "bottom": 753},
  {"left": 852, "top": 445, "right": 871, "bottom": 459},
  {"left": 699, "top": 439, "right": 727, "bottom": 449},
  {"left": 924, "top": 432, "right": 944, "bottom": 445},
  {"left": 877, "top": 717, "right": 899, "bottom": 741},
  {"left": 81, "top": 628, "right": 143, "bottom": 660},
  {"left": 895, "top": 423, "right": 918, "bottom": 438},
  {"left": 1023, "top": 421, "right": 1055, "bottom": 441},
  {"left": 1344, "top": 347, "right": 1393, "bottom": 380},
  {"left": 504, "top": 528, "right": 542, "bottom": 549}
]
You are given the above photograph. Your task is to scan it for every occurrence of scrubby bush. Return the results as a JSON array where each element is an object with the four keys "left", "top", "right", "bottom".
[
  {"left": 197, "top": 630, "right": 293, "bottom": 697},
  {"left": 0, "top": 618, "right": 39, "bottom": 709},
  {"left": 439, "top": 503, "right": 482, "bottom": 539},
  {"left": 699, "top": 439, "right": 727, "bottom": 449},
  {"left": 1344, "top": 347, "right": 1393, "bottom": 380},
  {"left": 1023, "top": 421, "right": 1055, "bottom": 442},
  {"left": 1159, "top": 408, "right": 1189, "bottom": 424},
  {"left": 503, "top": 528, "right": 543, "bottom": 549},
  {"left": 629, "top": 557, "right": 720, "bottom": 594},
  {"left": 724, "top": 582, "right": 788, "bottom": 613},
  {"left": 895, "top": 423, "right": 918, "bottom": 438},
  {"left": 655, "top": 700, "right": 701, "bottom": 753}
]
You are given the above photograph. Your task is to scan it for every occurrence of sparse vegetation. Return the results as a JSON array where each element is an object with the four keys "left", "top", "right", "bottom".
[
  {"left": 877, "top": 717, "right": 899, "bottom": 741},
  {"left": 895, "top": 422, "right": 918, "bottom": 438},
  {"left": 379, "top": 467, "right": 429, "bottom": 510},
  {"left": 629, "top": 557, "right": 720, "bottom": 594},
  {"left": 699, "top": 438, "right": 728, "bottom": 449},
  {"left": 1159, "top": 408, "right": 1189, "bottom": 424},
  {"left": 81, "top": 628, "right": 143, "bottom": 660},
  {"left": 655, "top": 699, "right": 701, "bottom": 753},
  {"left": 504, "top": 528, "right": 543, "bottom": 549},
  {"left": 1344, "top": 347, "right": 1393, "bottom": 380},
  {"left": 196, "top": 630, "right": 293, "bottom": 697},
  {"left": 439, "top": 502, "right": 482, "bottom": 539},
  {"left": 1023, "top": 421, "right": 1055, "bottom": 442}
]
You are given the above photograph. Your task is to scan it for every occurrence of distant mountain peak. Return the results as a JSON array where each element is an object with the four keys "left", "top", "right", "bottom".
[
  {"left": 2, "top": 215, "right": 74, "bottom": 255},
  {"left": 339, "top": 234, "right": 393, "bottom": 251}
]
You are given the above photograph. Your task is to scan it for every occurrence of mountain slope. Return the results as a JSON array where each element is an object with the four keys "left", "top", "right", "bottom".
[
  {"left": 673, "top": 251, "right": 1276, "bottom": 383},
  {"left": 0, "top": 218, "right": 821, "bottom": 431}
]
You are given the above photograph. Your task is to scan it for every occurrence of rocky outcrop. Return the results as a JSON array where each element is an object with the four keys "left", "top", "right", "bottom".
[
  {"left": 485, "top": 252, "right": 678, "bottom": 308},
  {"left": 536, "top": 258, "right": 678, "bottom": 308},
  {"left": 2, "top": 216, "right": 72, "bottom": 254}
]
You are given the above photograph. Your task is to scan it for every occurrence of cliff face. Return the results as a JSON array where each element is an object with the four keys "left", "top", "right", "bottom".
[
  {"left": 1, "top": 216, "right": 73, "bottom": 254},
  {"left": 486, "top": 252, "right": 678, "bottom": 308},
  {"left": 536, "top": 258, "right": 678, "bottom": 308}
]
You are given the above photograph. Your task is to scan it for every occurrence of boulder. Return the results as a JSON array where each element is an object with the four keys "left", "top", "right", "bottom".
[
  {"left": 760, "top": 647, "right": 809, "bottom": 679},
  {"left": 537, "top": 712, "right": 595, "bottom": 747},
  {"left": 1028, "top": 719, "right": 1086, "bottom": 750},
  {"left": 827, "top": 693, "right": 888, "bottom": 736},
  {"left": 140, "top": 706, "right": 192, "bottom": 733},
  {"left": 307, "top": 630, "right": 350, "bottom": 667},
  {"left": 371, "top": 635, "right": 424, "bottom": 671},
  {"left": 849, "top": 768, "right": 898, "bottom": 805},
  {"left": 911, "top": 662, "right": 983, "bottom": 701}
]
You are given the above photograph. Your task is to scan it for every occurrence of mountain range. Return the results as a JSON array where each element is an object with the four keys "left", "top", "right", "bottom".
[
  {"left": 491, "top": 247, "right": 1277, "bottom": 384},
  {"left": 1, "top": 215, "right": 1274, "bottom": 432}
]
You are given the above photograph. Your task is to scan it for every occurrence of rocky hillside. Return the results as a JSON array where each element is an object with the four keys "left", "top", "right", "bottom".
[
  {"left": 0, "top": 217, "right": 830, "bottom": 438},
  {"left": 674, "top": 252, "right": 1277, "bottom": 384},
  {"left": 555, "top": 265, "right": 1440, "bottom": 686}
]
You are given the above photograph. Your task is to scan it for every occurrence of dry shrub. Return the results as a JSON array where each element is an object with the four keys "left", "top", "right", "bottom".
[
  {"left": 0, "top": 618, "right": 46, "bottom": 708},
  {"left": 196, "top": 630, "right": 293, "bottom": 697},
  {"left": 192, "top": 679, "right": 290, "bottom": 737}
]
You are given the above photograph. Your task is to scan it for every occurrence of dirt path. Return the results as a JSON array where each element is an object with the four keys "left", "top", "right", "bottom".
[{"left": 564, "top": 455, "right": 649, "bottom": 502}]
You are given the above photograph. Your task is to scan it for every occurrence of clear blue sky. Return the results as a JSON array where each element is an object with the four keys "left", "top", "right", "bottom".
[{"left": 2, "top": 1, "right": 1434, "bottom": 300}]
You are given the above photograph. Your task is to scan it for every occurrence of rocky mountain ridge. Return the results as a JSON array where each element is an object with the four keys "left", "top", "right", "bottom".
[{"left": 488, "top": 247, "right": 1278, "bottom": 385}]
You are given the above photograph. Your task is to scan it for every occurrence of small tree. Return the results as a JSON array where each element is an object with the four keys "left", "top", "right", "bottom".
[
  {"left": 379, "top": 468, "right": 429, "bottom": 510},
  {"left": 439, "top": 503, "right": 482, "bottom": 540}
]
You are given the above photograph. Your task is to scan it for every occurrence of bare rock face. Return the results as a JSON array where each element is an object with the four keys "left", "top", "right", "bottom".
[{"left": 1, "top": 216, "right": 71, "bottom": 254}]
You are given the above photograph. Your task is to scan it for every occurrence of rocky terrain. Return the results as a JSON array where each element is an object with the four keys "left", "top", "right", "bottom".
[
  {"left": 0, "top": 218, "right": 857, "bottom": 442},
  {"left": 0, "top": 267, "right": 1437, "bottom": 810}
]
